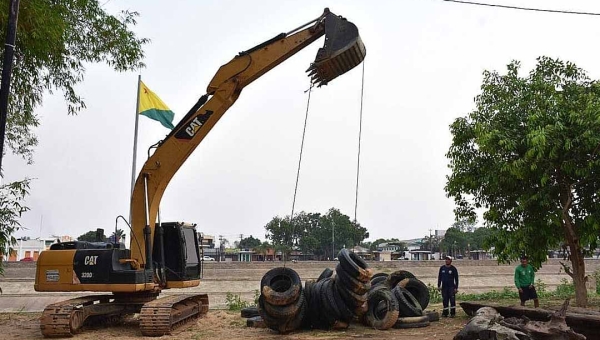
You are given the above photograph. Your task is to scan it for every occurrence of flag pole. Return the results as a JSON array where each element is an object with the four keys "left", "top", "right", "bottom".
[{"left": 129, "top": 75, "right": 141, "bottom": 224}]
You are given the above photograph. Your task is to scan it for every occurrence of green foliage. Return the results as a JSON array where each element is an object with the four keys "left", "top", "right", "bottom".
[
  {"left": 458, "top": 287, "right": 519, "bottom": 301},
  {"left": 0, "top": 0, "right": 148, "bottom": 162},
  {"left": 554, "top": 278, "right": 576, "bottom": 299},
  {"left": 594, "top": 269, "right": 600, "bottom": 295},
  {"left": 225, "top": 292, "right": 252, "bottom": 311},
  {"left": 446, "top": 56, "right": 600, "bottom": 306},
  {"left": 265, "top": 208, "right": 369, "bottom": 260},
  {"left": 439, "top": 225, "right": 497, "bottom": 257},
  {"left": 109, "top": 229, "right": 125, "bottom": 243},
  {"left": 77, "top": 230, "right": 107, "bottom": 242},
  {"left": 454, "top": 279, "right": 574, "bottom": 302},
  {"left": 427, "top": 283, "right": 442, "bottom": 304},
  {"left": 239, "top": 235, "right": 262, "bottom": 249},
  {"left": 0, "top": 180, "right": 30, "bottom": 275},
  {"left": 253, "top": 289, "right": 260, "bottom": 305}
]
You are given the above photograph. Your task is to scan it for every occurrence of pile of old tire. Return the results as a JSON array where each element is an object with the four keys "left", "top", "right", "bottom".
[
  {"left": 303, "top": 248, "right": 373, "bottom": 330},
  {"left": 257, "top": 267, "right": 306, "bottom": 334},
  {"left": 364, "top": 284, "right": 400, "bottom": 330},
  {"left": 369, "top": 270, "right": 432, "bottom": 329}
]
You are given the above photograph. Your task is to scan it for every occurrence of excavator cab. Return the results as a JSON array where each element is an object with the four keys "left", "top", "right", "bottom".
[{"left": 307, "top": 9, "right": 367, "bottom": 87}]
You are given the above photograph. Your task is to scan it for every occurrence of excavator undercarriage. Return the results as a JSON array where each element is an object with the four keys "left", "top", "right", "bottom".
[{"left": 40, "top": 293, "right": 209, "bottom": 337}]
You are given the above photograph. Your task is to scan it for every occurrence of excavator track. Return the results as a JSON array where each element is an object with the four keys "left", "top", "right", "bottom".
[
  {"left": 139, "top": 294, "right": 209, "bottom": 336},
  {"left": 40, "top": 295, "right": 115, "bottom": 337}
]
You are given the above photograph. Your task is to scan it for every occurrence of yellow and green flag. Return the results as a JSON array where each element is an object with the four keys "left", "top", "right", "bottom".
[{"left": 138, "top": 81, "right": 175, "bottom": 129}]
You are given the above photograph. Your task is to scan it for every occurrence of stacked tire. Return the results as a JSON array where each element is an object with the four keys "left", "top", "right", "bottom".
[
  {"left": 258, "top": 267, "right": 307, "bottom": 334},
  {"left": 369, "top": 270, "right": 433, "bottom": 329},
  {"left": 334, "top": 249, "right": 372, "bottom": 320},
  {"left": 304, "top": 249, "right": 373, "bottom": 330}
]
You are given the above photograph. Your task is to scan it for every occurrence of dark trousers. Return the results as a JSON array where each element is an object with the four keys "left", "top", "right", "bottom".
[{"left": 442, "top": 286, "right": 456, "bottom": 316}]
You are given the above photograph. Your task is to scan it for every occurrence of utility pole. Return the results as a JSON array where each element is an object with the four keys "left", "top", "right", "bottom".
[
  {"left": 331, "top": 221, "right": 335, "bottom": 260},
  {"left": 0, "top": 0, "right": 20, "bottom": 171},
  {"left": 218, "top": 235, "right": 223, "bottom": 262}
]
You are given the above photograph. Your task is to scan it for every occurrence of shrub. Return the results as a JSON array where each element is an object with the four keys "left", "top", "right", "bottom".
[{"left": 225, "top": 292, "right": 252, "bottom": 311}]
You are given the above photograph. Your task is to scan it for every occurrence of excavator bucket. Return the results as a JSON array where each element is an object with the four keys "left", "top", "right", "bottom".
[{"left": 307, "top": 12, "right": 366, "bottom": 87}]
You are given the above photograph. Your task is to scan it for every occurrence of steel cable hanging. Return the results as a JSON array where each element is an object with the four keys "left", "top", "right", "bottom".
[
  {"left": 285, "top": 84, "right": 314, "bottom": 266},
  {"left": 354, "top": 60, "right": 366, "bottom": 223}
]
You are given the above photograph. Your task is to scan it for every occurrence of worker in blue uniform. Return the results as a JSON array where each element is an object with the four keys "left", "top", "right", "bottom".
[{"left": 438, "top": 255, "right": 459, "bottom": 317}]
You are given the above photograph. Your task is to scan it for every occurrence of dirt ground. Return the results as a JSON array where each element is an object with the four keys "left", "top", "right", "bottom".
[{"left": 0, "top": 304, "right": 466, "bottom": 340}]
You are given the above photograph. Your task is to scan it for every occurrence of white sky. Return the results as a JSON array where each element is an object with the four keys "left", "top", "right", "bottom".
[{"left": 6, "top": 0, "right": 600, "bottom": 245}]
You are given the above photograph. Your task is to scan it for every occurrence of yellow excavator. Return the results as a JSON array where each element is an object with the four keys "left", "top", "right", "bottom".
[{"left": 34, "top": 8, "right": 365, "bottom": 337}]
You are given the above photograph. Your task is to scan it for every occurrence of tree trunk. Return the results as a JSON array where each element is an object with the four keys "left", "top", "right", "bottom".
[
  {"left": 569, "top": 249, "right": 587, "bottom": 307},
  {"left": 559, "top": 179, "right": 587, "bottom": 307}
]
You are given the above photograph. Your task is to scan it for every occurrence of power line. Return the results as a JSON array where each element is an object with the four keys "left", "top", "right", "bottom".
[{"left": 444, "top": 0, "right": 600, "bottom": 16}]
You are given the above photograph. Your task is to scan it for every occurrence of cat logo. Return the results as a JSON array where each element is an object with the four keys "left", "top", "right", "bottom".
[
  {"left": 175, "top": 110, "right": 214, "bottom": 140},
  {"left": 84, "top": 256, "right": 98, "bottom": 266}
]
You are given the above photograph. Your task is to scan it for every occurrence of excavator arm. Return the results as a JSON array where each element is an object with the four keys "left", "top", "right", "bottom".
[{"left": 129, "top": 8, "right": 366, "bottom": 270}]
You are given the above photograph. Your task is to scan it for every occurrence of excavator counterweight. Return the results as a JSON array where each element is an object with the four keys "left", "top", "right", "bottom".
[{"left": 308, "top": 11, "right": 366, "bottom": 86}]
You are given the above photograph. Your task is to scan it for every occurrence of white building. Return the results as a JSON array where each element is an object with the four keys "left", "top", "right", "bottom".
[{"left": 4, "top": 237, "right": 59, "bottom": 261}]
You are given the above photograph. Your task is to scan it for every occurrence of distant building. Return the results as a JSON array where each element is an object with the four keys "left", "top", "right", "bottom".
[
  {"left": 374, "top": 242, "right": 407, "bottom": 261},
  {"left": 3, "top": 237, "right": 59, "bottom": 261},
  {"left": 198, "top": 233, "right": 215, "bottom": 249}
]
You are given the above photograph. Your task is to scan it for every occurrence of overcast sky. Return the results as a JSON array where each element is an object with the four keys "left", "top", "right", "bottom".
[{"left": 6, "top": 0, "right": 600, "bottom": 245}]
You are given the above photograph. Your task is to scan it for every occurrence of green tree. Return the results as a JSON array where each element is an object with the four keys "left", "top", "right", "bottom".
[
  {"left": 0, "top": 180, "right": 29, "bottom": 274},
  {"left": 446, "top": 57, "right": 600, "bottom": 306},
  {"left": 239, "top": 235, "right": 261, "bottom": 249},
  {"left": 264, "top": 208, "right": 369, "bottom": 260},
  {"left": 0, "top": 1, "right": 148, "bottom": 161},
  {"left": 440, "top": 227, "right": 468, "bottom": 257},
  {"left": 470, "top": 226, "right": 495, "bottom": 250},
  {"left": 254, "top": 241, "right": 271, "bottom": 261},
  {"left": 78, "top": 230, "right": 107, "bottom": 242},
  {"left": 0, "top": 1, "right": 147, "bottom": 274},
  {"left": 109, "top": 229, "right": 125, "bottom": 243}
]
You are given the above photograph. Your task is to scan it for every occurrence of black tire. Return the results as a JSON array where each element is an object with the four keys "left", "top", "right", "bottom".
[
  {"left": 335, "top": 264, "right": 370, "bottom": 295},
  {"left": 317, "top": 268, "right": 334, "bottom": 282},
  {"left": 399, "top": 278, "right": 430, "bottom": 310},
  {"left": 301, "top": 280, "right": 315, "bottom": 329},
  {"left": 258, "top": 295, "right": 292, "bottom": 332},
  {"left": 371, "top": 272, "right": 389, "bottom": 280},
  {"left": 241, "top": 306, "right": 259, "bottom": 318},
  {"left": 338, "top": 249, "right": 370, "bottom": 282},
  {"left": 278, "top": 296, "right": 307, "bottom": 334},
  {"left": 370, "top": 275, "right": 388, "bottom": 287},
  {"left": 319, "top": 278, "right": 340, "bottom": 327},
  {"left": 260, "top": 267, "right": 302, "bottom": 291},
  {"left": 335, "top": 278, "right": 367, "bottom": 308},
  {"left": 393, "top": 286, "right": 423, "bottom": 317},
  {"left": 332, "top": 279, "right": 355, "bottom": 322},
  {"left": 303, "top": 280, "right": 315, "bottom": 310},
  {"left": 263, "top": 291, "right": 305, "bottom": 319},
  {"left": 246, "top": 316, "right": 265, "bottom": 328},
  {"left": 261, "top": 268, "right": 302, "bottom": 306},
  {"left": 425, "top": 310, "right": 440, "bottom": 322},
  {"left": 365, "top": 287, "right": 399, "bottom": 330},
  {"left": 308, "top": 279, "right": 331, "bottom": 330},
  {"left": 385, "top": 270, "right": 416, "bottom": 288},
  {"left": 394, "top": 315, "right": 430, "bottom": 329}
]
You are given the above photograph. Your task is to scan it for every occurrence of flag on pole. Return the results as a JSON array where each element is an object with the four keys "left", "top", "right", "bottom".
[{"left": 138, "top": 81, "right": 175, "bottom": 129}]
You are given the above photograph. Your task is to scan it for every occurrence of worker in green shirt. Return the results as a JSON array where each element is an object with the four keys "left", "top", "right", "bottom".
[{"left": 514, "top": 255, "right": 539, "bottom": 308}]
